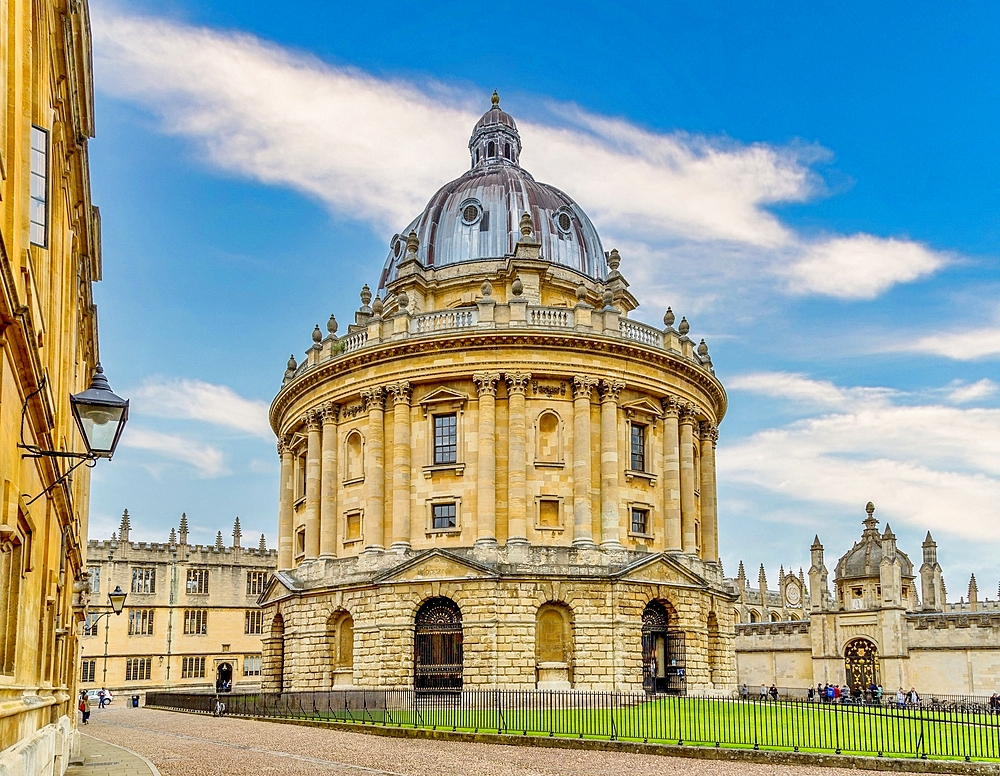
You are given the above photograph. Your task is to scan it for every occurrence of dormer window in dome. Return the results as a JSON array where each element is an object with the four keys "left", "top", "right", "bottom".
[
  {"left": 554, "top": 209, "right": 573, "bottom": 235},
  {"left": 392, "top": 236, "right": 402, "bottom": 258},
  {"left": 460, "top": 199, "right": 483, "bottom": 226},
  {"left": 487, "top": 141, "right": 496, "bottom": 158}
]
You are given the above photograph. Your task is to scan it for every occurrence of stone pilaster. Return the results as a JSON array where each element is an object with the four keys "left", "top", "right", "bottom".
[
  {"left": 320, "top": 402, "right": 339, "bottom": 558},
  {"left": 473, "top": 372, "right": 500, "bottom": 547},
  {"left": 660, "top": 396, "right": 682, "bottom": 551},
  {"left": 505, "top": 371, "right": 531, "bottom": 546},
  {"left": 700, "top": 420, "right": 719, "bottom": 562},
  {"left": 572, "top": 375, "right": 598, "bottom": 547},
  {"left": 679, "top": 404, "right": 698, "bottom": 554},
  {"left": 599, "top": 379, "right": 625, "bottom": 550},
  {"left": 387, "top": 381, "right": 412, "bottom": 552},
  {"left": 277, "top": 435, "right": 294, "bottom": 569},
  {"left": 304, "top": 412, "right": 322, "bottom": 559},
  {"left": 360, "top": 386, "right": 385, "bottom": 554}
]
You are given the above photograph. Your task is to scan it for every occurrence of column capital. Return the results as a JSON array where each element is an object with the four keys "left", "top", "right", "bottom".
[
  {"left": 660, "top": 395, "right": 682, "bottom": 417},
  {"left": 700, "top": 420, "right": 719, "bottom": 445},
  {"left": 572, "top": 374, "right": 598, "bottom": 399},
  {"left": 321, "top": 401, "right": 340, "bottom": 424},
  {"left": 360, "top": 386, "right": 385, "bottom": 412},
  {"left": 277, "top": 435, "right": 294, "bottom": 456},
  {"left": 304, "top": 410, "right": 322, "bottom": 432},
  {"left": 387, "top": 380, "right": 413, "bottom": 405},
  {"left": 473, "top": 371, "right": 501, "bottom": 396},
  {"left": 504, "top": 371, "right": 532, "bottom": 395},
  {"left": 598, "top": 379, "right": 626, "bottom": 402},
  {"left": 678, "top": 402, "right": 700, "bottom": 426}
]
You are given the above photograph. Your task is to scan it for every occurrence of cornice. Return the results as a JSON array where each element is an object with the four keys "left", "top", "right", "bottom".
[{"left": 271, "top": 330, "right": 727, "bottom": 433}]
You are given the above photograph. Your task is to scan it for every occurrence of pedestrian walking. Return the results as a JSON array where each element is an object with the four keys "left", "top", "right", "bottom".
[
  {"left": 896, "top": 687, "right": 906, "bottom": 708},
  {"left": 78, "top": 691, "right": 91, "bottom": 725},
  {"left": 759, "top": 683, "right": 767, "bottom": 700},
  {"left": 740, "top": 683, "right": 749, "bottom": 700},
  {"left": 769, "top": 684, "right": 779, "bottom": 701}
]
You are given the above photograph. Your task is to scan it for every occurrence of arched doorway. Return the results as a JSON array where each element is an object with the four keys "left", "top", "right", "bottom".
[
  {"left": 269, "top": 613, "right": 284, "bottom": 694},
  {"left": 414, "top": 597, "right": 463, "bottom": 692},
  {"left": 641, "top": 600, "right": 685, "bottom": 694},
  {"left": 216, "top": 662, "right": 232, "bottom": 693},
  {"left": 844, "top": 638, "right": 880, "bottom": 691}
]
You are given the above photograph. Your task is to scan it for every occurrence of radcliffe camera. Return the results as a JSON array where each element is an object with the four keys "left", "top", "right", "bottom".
[{"left": 3, "top": 3, "right": 998, "bottom": 776}]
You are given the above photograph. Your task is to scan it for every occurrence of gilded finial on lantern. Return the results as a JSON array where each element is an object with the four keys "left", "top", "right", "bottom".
[{"left": 491, "top": 90, "right": 500, "bottom": 107}]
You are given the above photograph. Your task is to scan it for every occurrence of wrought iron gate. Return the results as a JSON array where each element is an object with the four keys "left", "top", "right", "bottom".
[
  {"left": 642, "top": 600, "right": 686, "bottom": 694},
  {"left": 844, "top": 638, "right": 879, "bottom": 690},
  {"left": 414, "top": 597, "right": 463, "bottom": 692}
]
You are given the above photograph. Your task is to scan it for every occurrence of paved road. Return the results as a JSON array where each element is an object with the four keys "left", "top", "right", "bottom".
[{"left": 84, "top": 704, "right": 880, "bottom": 776}]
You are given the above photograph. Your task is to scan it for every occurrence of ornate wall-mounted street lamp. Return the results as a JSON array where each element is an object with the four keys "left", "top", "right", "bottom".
[{"left": 20, "top": 363, "right": 129, "bottom": 503}]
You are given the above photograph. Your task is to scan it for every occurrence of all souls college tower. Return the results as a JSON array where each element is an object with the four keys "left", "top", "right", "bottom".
[{"left": 261, "top": 94, "right": 735, "bottom": 694}]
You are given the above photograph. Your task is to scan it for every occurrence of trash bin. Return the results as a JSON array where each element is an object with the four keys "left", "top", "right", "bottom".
[{"left": 131, "top": 695, "right": 139, "bottom": 708}]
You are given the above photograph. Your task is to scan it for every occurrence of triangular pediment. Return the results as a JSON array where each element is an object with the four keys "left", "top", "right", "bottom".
[
  {"left": 616, "top": 553, "right": 710, "bottom": 588},
  {"left": 257, "top": 571, "right": 302, "bottom": 606},
  {"left": 418, "top": 387, "right": 469, "bottom": 413},
  {"left": 375, "top": 548, "right": 497, "bottom": 584},
  {"left": 622, "top": 397, "right": 663, "bottom": 420}
]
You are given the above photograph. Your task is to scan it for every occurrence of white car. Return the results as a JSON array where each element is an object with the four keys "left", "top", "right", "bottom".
[{"left": 85, "top": 689, "right": 113, "bottom": 705}]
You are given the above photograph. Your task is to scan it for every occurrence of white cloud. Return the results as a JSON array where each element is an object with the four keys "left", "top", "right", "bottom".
[
  {"left": 120, "top": 427, "right": 228, "bottom": 477},
  {"left": 722, "top": 383, "right": 1000, "bottom": 543},
  {"left": 728, "top": 372, "right": 896, "bottom": 409},
  {"left": 783, "top": 234, "right": 948, "bottom": 300},
  {"left": 898, "top": 326, "right": 1000, "bottom": 360},
  {"left": 132, "top": 377, "right": 272, "bottom": 439},
  {"left": 945, "top": 378, "right": 998, "bottom": 404},
  {"left": 89, "top": 6, "right": 949, "bottom": 303}
]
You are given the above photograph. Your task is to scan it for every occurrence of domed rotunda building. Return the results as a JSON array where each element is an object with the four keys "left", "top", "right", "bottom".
[{"left": 261, "top": 94, "right": 735, "bottom": 694}]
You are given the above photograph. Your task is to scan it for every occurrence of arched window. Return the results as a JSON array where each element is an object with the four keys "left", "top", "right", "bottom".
[
  {"left": 748, "top": 610, "right": 759, "bottom": 623},
  {"left": 734, "top": 608, "right": 742, "bottom": 624},
  {"left": 487, "top": 141, "right": 496, "bottom": 157},
  {"left": 535, "top": 602, "right": 573, "bottom": 689},
  {"left": 345, "top": 431, "right": 364, "bottom": 481},
  {"left": 414, "top": 597, "right": 463, "bottom": 691},
  {"left": 504, "top": 143, "right": 511, "bottom": 159},
  {"left": 535, "top": 410, "right": 562, "bottom": 464},
  {"left": 770, "top": 611, "right": 781, "bottom": 622},
  {"left": 328, "top": 611, "right": 354, "bottom": 686},
  {"left": 475, "top": 149, "right": 480, "bottom": 163}
]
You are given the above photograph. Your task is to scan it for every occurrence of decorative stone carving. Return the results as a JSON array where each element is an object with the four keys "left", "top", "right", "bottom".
[
  {"left": 660, "top": 395, "right": 681, "bottom": 417},
  {"left": 360, "top": 387, "right": 385, "bottom": 412},
  {"left": 305, "top": 411, "right": 322, "bottom": 432},
  {"left": 572, "top": 375, "right": 598, "bottom": 399},
  {"left": 598, "top": 379, "right": 625, "bottom": 402},
  {"left": 505, "top": 371, "right": 532, "bottom": 395},
  {"left": 321, "top": 402, "right": 340, "bottom": 423},
  {"left": 472, "top": 372, "right": 500, "bottom": 396},
  {"left": 700, "top": 421, "right": 719, "bottom": 445},
  {"left": 387, "top": 381, "right": 413, "bottom": 405}
]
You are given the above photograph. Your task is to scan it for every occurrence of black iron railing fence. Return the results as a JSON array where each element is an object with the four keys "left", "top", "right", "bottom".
[{"left": 145, "top": 689, "right": 1000, "bottom": 762}]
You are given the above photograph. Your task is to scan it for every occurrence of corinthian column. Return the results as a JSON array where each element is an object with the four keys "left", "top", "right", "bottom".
[
  {"left": 304, "top": 412, "right": 322, "bottom": 559},
  {"left": 473, "top": 372, "right": 500, "bottom": 547},
  {"left": 572, "top": 375, "right": 598, "bottom": 547},
  {"left": 700, "top": 421, "right": 719, "bottom": 562},
  {"left": 660, "top": 397, "right": 682, "bottom": 551},
  {"left": 505, "top": 371, "right": 531, "bottom": 546},
  {"left": 360, "top": 387, "right": 385, "bottom": 554},
  {"left": 320, "top": 403, "right": 339, "bottom": 558},
  {"left": 388, "top": 381, "right": 412, "bottom": 553},
  {"left": 277, "top": 435, "right": 294, "bottom": 569},
  {"left": 599, "top": 379, "right": 625, "bottom": 550},
  {"left": 679, "top": 404, "right": 698, "bottom": 554}
]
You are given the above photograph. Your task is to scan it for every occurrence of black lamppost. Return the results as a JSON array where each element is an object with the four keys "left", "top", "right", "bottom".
[
  {"left": 87, "top": 585, "right": 128, "bottom": 689},
  {"left": 20, "top": 363, "right": 129, "bottom": 503}
]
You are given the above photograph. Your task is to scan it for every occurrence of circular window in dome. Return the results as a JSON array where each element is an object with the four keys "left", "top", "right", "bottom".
[
  {"left": 460, "top": 200, "right": 482, "bottom": 225},
  {"left": 556, "top": 211, "right": 573, "bottom": 234},
  {"left": 392, "top": 237, "right": 402, "bottom": 257}
]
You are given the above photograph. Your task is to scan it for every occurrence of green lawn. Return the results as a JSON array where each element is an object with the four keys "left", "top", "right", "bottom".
[{"left": 224, "top": 696, "right": 1000, "bottom": 762}]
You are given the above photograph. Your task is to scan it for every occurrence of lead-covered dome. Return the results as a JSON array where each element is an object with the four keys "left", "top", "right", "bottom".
[
  {"left": 379, "top": 92, "right": 607, "bottom": 290},
  {"left": 835, "top": 509, "right": 914, "bottom": 581}
]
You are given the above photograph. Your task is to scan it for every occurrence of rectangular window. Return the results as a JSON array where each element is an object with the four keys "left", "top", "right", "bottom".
[
  {"left": 432, "top": 502, "right": 456, "bottom": 530},
  {"left": 125, "top": 657, "right": 151, "bottom": 682},
  {"left": 29, "top": 126, "right": 49, "bottom": 247},
  {"left": 630, "top": 424, "right": 646, "bottom": 472},
  {"left": 538, "top": 499, "right": 560, "bottom": 527},
  {"left": 128, "top": 609, "right": 154, "bottom": 636},
  {"left": 631, "top": 508, "right": 649, "bottom": 535},
  {"left": 81, "top": 659, "right": 97, "bottom": 683},
  {"left": 295, "top": 528, "right": 306, "bottom": 556},
  {"left": 245, "top": 609, "right": 263, "bottom": 635},
  {"left": 243, "top": 655, "right": 261, "bottom": 676},
  {"left": 183, "top": 609, "right": 208, "bottom": 635},
  {"left": 88, "top": 566, "right": 101, "bottom": 594},
  {"left": 246, "top": 571, "right": 267, "bottom": 597},
  {"left": 83, "top": 613, "right": 100, "bottom": 637},
  {"left": 0, "top": 537, "right": 24, "bottom": 675},
  {"left": 186, "top": 568, "right": 209, "bottom": 595},
  {"left": 433, "top": 413, "right": 457, "bottom": 464},
  {"left": 181, "top": 656, "right": 205, "bottom": 679},
  {"left": 131, "top": 567, "right": 156, "bottom": 594},
  {"left": 345, "top": 512, "right": 361, "bottom": 542},
  {"left": 297, "top": 454, "right": 307, "bottom": 498}
]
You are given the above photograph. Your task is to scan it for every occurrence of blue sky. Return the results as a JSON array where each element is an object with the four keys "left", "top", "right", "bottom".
[{"left": 88, "top": 0, "right": 1000, "bottom": 595}]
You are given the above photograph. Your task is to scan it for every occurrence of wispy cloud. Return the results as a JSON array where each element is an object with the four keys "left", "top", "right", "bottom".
[
  {"left": 90, "top": 6, "right": 950, "bottom": 305},
  {"left": 729, "top": 372, "right": 897, "bottom": 410},
  {"left": 132, "top": 377, "right": 272, "bottom": 439},
  {"left": 896, "top": 326, "right": 1000, "bottom": 361},
  {"left": 945, "top": 378, "right": 998, "bottom": 404},
  {"left": 120, "top": 427, "right": 228, "bottom": 477},
  {"left": 722, "top": 376, "right": 1000, "bottom": 543}
]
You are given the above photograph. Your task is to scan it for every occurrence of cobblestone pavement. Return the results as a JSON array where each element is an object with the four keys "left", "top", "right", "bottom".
[{"left": 85, "top": 705, "right": 884, "bottom": 776}]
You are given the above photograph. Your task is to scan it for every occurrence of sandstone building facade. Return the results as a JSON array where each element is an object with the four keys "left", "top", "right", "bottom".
[
  {"left": 82, "top": 512, "right": 277, "bottom": 695},
  {"left": 1, "top": 1, "right": 105, "bottom": 774},
  {"left": 734, "top": 503, "right": 1000, "bottom": 696},
  {"left": 261, "top": 94, "right": 736, "bottom": 695}
]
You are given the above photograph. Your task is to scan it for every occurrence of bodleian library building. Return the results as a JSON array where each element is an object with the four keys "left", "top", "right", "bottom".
[
  {"left": 81, "top": 512, "right": 277, "bottom": 695},
  {"left": 260, "top": 95, "right": 1000, "bottom": 698}
]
